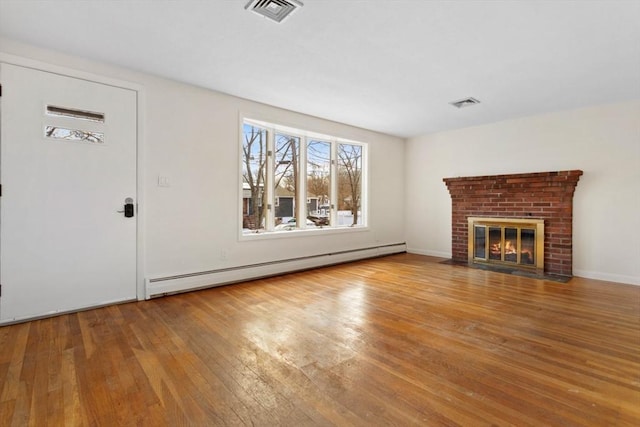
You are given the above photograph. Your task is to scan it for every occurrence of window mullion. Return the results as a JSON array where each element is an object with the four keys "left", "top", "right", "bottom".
[
  {"left": 330, "top": 140, "right": 338, "bottom": 227},
  {"left": 360, "top": 143, "right": 367, "bottom": 227},
  {"left": 298, "top": 136, "right": 308, "bottom": 229},
  {"left": 265, "top": 129, "right": 275, "bottom": 231}
]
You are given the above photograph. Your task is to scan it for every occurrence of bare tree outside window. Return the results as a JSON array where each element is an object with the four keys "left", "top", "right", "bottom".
[
  {"left": 45, "top": 126, "right": 104, "bottom": 144},
  {"left": 337, "top": 143, "right": 363, "bottom": 226},
  {"left": 307, "top": 140, "right": 331, "bottom": 226},
  {"left": 241, "top": 119, "right": 366, "bottom": 234},
  {"left": 273, "top": 134, "right": 300, "bottom": 228},
  {"left": 242, "top": 124, "right": 267, "bottom": 230}
]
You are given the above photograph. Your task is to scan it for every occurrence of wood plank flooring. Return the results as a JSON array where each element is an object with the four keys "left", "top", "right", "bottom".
[{"left": 0, "top": 254, "right": 639, "bottom": 426}]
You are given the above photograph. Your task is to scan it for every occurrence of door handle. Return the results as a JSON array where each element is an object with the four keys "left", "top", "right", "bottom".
[{"left": 117, "top": 197, "right": 135, "bottom": 217}]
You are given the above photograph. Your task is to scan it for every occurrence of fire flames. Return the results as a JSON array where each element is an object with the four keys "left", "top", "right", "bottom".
[
  {"left": 490, "top": 241, "right": 533, "bottom": 260},
  {"left": 490, "top": 241, "right": 517, "bottom": 255}
]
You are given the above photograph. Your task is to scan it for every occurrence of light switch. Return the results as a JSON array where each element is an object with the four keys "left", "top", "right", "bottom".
[{"left": 158, "top": 176, "right": 170, "bottom": 187}]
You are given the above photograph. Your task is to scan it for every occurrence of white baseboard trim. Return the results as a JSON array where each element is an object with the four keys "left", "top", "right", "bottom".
[
  {"left": 404, "top": 250, "right": 639, "bottom": 286},
  {"left": 145, "top": 243, "right": 407, "bottom": 298},
  {"left": 406, "top": 247, "right": 451, "bottom": 259},
  {"left": 573, "top": 269, "right": 640, "bottom": 286}
]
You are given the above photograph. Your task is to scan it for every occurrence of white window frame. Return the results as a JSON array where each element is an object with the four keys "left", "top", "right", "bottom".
[{"left": 240, "top": 117, "right": 368, "bottom": 240}]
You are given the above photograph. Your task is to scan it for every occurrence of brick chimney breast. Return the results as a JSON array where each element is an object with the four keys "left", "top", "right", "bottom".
[{"left": 443, "top": 170, "right": 583, "bottom": 277}]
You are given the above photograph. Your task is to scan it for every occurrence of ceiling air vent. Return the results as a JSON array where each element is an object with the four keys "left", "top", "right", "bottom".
[
  {"left": 449, "top": 97, "right": 481, "bottom": 109},
  {"left": 245, "top": 0, "right": 303, "bottom": 23}
]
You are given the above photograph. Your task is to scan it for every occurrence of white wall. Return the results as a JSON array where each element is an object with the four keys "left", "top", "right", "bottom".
[
  {"left": 4, "top": 37, "right": 637, "bottom": 290},
  {"left": 142, "top": 78, "right": 406, "bottom": 279},
  {"left": 406, "top": 101, "right": 640, "bottom": 285},
  {"left": 0, "top": 38, "right": 405, "bottom": 292}
]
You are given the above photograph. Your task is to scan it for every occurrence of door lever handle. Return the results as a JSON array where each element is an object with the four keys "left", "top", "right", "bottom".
[{"left": 118, "top": 197, "right": 135, "bottom": 217}]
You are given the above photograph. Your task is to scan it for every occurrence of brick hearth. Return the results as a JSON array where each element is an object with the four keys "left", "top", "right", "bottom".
[{"left": 443, "top": 170, "right": 583, "bottom": 277}]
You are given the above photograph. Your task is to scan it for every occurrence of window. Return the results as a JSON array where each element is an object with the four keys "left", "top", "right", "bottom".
[
  {"left": 273, "top": 132, "right": 300, "bottom": 228},
  {"left": 336, "top": 143, "right": 363, "bottom": 227},
  {"left": 307, "top": 139, "right": 331, "bottom": 226},
  {"left": 241, "top": 124, "right": 267, "bottom": 230},
  {"left": 241, "top": 119, "right": 367, "bottom": 235},
  {"left": 44, "top": 126, "right": 104, "bottom": 144},
  {"left": 46, "top": 105, "right": 105, "bottom": 122},
  {"left": 45, "top": 105, "right": 105, "bottom": 144}
]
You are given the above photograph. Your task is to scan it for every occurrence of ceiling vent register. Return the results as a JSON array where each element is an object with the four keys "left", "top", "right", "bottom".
[{"left": 245, "top": 0, "right": 303, "bottom": 23}]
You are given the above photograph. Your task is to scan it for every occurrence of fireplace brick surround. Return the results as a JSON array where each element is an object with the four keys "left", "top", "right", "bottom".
[{"left": 443, "top": 170, "right": 583, "bottom": 277}]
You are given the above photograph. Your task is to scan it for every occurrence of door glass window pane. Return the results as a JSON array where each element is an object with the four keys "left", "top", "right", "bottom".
[
  {"left": 46, "top": 105, "right": 105, "bottom": 122},
  {"left": 45, "top": 126, "right": 103, "bottom": 144},
  {"left": 307, "top": 140, "right": 331, "bottom": 227}
]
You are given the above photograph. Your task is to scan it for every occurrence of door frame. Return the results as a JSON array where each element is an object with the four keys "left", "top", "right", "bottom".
[{"left": 0, "top": 52, "right": 146, "bottom": 304}]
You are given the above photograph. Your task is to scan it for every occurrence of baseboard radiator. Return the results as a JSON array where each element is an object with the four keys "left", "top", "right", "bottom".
[{"left": 145, "top": 242, "right": 407, "bottom": 299}]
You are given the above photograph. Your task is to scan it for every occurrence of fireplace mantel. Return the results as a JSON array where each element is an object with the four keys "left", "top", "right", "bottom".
[{"left": 443, "top": 170, "right": 582, "bottom": 277}]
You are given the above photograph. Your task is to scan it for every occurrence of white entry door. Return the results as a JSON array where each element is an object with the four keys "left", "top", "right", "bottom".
[{"left": 0, "top": 63, "right": 137, "bottom": 322}]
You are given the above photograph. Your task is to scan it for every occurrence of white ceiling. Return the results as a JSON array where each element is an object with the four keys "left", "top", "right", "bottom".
[{"left": 1, "top": 0, "right": 638, "bottom": 138}]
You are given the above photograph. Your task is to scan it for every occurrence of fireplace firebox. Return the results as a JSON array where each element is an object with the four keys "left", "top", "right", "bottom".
[{"left": 468, "top": 217, "right": 544, "bottom": 274}]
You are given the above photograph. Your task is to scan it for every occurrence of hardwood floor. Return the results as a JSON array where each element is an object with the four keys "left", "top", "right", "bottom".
[{"left": 0, "top": 254, "right": 638, "bottom": 426}]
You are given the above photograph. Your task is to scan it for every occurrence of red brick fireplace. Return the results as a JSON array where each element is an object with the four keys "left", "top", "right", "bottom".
[{"left": 443, "top": 170, "right": 583, "bottom": 277}]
